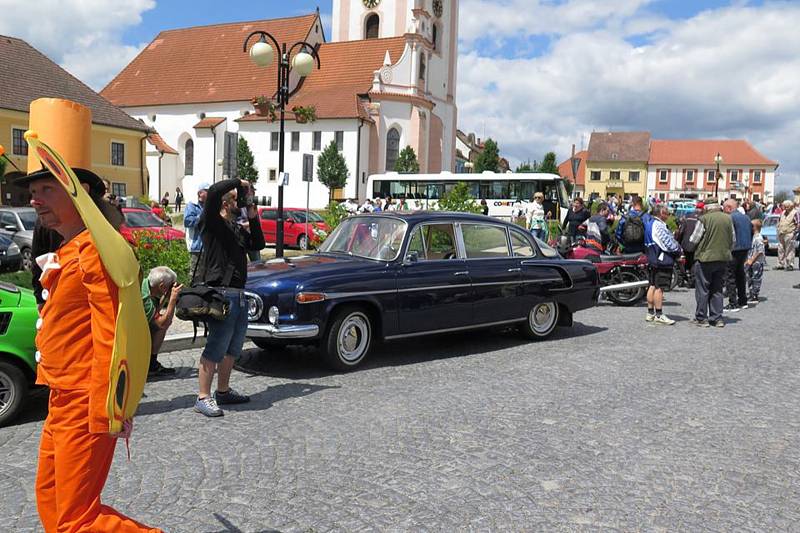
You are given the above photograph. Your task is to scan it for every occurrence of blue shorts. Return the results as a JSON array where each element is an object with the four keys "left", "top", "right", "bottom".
[{"left": 201, "top": 289, "right": 248, "bottom": 363}]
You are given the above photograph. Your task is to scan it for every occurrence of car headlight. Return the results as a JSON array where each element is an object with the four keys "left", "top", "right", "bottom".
[
  {"left": 244, "top": 291, "right": 263, "bottom": 321},
  {"left": 7, "top": 243, "right": 19, "bottom": 254},
  {"left": 267, "top": 306, "right": 279, "bottom": 325}
]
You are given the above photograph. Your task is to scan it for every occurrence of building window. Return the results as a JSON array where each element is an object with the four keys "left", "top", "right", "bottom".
[
  {"left": 335, "top": 131, "right": 344, "bottom": 151},
  {"left": 419, "top": 53, "right": 426, "bottom": 81},
  {"left": 707, "top": 169, "right": 717, "bottom": 183},
  {"left": 730, "top": 169, "right": 739, "bottom": 182},
  {"left": 753, "top": 169, "right": 762, "bottom": 183},
  {"left": 12, "top": 128, "right": 27, "bottom": 156},
  {"left": 111, "top": 142, "right": 125, "bottom": 166},
  {"left": 752, "top": 193, "right": 761, "bottom": 202},
  {"left": 385, "top": 128, "right": 400, "bottom": 171},
  {"left": 365, "top": 13, "right": 380, "bottom": 39},
  {"left": 184, "top": 138, "right": 194, "bottom": 176},
  {"left": 268, "top": 169, "right": 277, "bottom": 182},
  {"left": 270, "top": 132, "right": 279, "bottom": 151},
  {"left": 590, "top": 171, "right": 601, "bottom": 181},
  {"left": 658, "top": 169, "right": 668, "bottom": 183},
  {"left": 628, "top": 171, "right": 640, "bottom": 182},
  {"left": 432, "top": 23, "right": 439, "bottom": 51},
  {"left": 685, "top": 169, "right": 695, "bottom": 183},
  {"left": 291, "top": 131, "right": 300, "bottom": 151},
  {"left": 313, "top": 131, "right": 322, "bottom": 151},
  {"left": 658, "top": 192, "right": 666, "bottom": 201},
  {"left": 609, "top": 171, "right": 620, "bottom": 180},
  {"left": 111, "top": 182, "right": 126, "bottom": 197}
]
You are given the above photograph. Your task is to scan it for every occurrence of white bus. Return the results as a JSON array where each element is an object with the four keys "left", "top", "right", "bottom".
[{"left": 366, "top": 171, "right": 571, "bottom": 222}]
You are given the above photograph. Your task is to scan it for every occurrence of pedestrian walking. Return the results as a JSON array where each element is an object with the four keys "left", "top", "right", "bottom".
[
  {"left": 723, "top": 199, "right": 753, "bottom": 312},
  {"left": 193, "top": 178, "right": 265, "bottom": 417},
  {"left": 184, "top": 182, "right": 209, "bottom": 273},
  {"left": 645, "top": 204, "right": 682, "bottom": 325},
  {"left": 775, "top": 200, "right": 798, "bottom": 270},
  {"left": 689, "top": 199, "right": 734, "bottom": 327},
  {"left": 142, "top": 266, "right": 181, "bottom": 378},
  {"left": 160, "top": 191, "right": 170, "bottom": 210},
  {"left": 174, "top": 187, "right": 183, "bottom": 212},
  {"left": 746, "top": 219, "right": 766, "bottom": 304}
]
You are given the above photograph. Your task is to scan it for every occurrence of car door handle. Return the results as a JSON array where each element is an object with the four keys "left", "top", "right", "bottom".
[
  {"left": 507, "top": 267, "right": 521, "bottom": 272},
  {"left": 454, "top": 271, "right": 469, "bottom": 276}
]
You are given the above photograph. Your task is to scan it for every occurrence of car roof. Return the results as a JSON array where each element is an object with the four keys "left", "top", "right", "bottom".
[{"left": 349, "top": 211, "right": 510, "bottom": 225}]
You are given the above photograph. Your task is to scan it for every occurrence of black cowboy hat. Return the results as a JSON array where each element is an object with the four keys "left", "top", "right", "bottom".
[{"left": 14, "top": 167, "right": 106, "bottom": 197}]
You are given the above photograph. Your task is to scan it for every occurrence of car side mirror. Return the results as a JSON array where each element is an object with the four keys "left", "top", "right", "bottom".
[
  {"left": 3, "top": 225, "right": 16, "bottom": 231},
  {"left": 404, "top": 250, "right": 419, "bottom": 264}
]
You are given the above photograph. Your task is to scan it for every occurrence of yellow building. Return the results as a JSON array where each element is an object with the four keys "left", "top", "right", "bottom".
[
  {"left": 0, "top": 36, "right": 149, "bottom": 205},
  {"left": 584, "top": 131, "right": 650, "bottom": 200}
]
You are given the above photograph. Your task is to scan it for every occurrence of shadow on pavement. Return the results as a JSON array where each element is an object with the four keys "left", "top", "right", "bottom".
[
  {"left": 234, "top": 321, "right": 607, "bottom": 380},
  {"left": 205, "top": 513, "right": 281, "bottom": 533},
  {"left": 136, "top": 382, "right": 338, "bottom": 417}
]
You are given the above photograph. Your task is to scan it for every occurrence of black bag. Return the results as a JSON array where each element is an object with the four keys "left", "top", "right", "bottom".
[
  {"left": 623, "top": 214, "right": 645, "bottom": 246},
  {"left": 175, "top": 285, "right": 229, "bottom": 322}
]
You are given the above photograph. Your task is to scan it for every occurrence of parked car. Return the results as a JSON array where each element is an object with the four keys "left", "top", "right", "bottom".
[
  {"left": 0, "top": 234, "right": 22, "bottom": 272},
  {"left": 0, "top": 282, "right": 38, "bottom": 426},
  {"left": 761, "top": 214, "right": 779, "bottom": 254},
  {"left": 244, "top": 212, "right": 600, "bottom": 370},
  {"left": 258, "top": 207, "right": 330, "bottom": 250},
  {"left": 0, "top": 206, "right": 36, "bottom": 271},
  {"left": 667, "top": 200, "right": 697, "bottom": 219},
  {"left": 120, "top": 208, "right": 185, "bottom": 244}
]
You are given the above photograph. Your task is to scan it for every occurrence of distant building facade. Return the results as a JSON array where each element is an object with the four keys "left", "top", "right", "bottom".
[
  {"left": 557, "top": 149, "right": 587, "bottom": 199},
  {"left": 585, "top": 132, "right": 650, "bottom": 201}
]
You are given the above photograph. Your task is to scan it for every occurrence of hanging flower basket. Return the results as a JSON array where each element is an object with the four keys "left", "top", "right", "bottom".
[
  {"left": 252, "top": 96, "right": 277, "bottom": 121},
  {"left": 291, "top": 105, "right": 317, "bottom": 124}
]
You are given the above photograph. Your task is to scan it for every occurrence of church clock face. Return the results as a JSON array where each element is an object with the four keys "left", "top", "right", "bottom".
[
  {"left": 363, "top": 0, "right": 380, "bottom": 8},
  {"left": 433, "top": 0, "right": 443, "bottom": 17}
]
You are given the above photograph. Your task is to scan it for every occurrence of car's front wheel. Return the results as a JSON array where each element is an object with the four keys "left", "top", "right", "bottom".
[
  {"left": 321, "top": 307, "right": 373, "bottom": 371},
  {"left": 20, "top": 248, "right": 33, "bottom": 272},
  {"left": 0, "top": 361, "right": 28, "bottom": 427},
  {"left": 521, "top": 301, "right": 559, "bottom": 340},
  {"left": 297, "top": 234, "right": 309, "bottom": 250}
]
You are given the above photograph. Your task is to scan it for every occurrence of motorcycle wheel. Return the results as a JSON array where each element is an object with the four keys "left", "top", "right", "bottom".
[
  {"left": 606, "top": 270, "right": 647, "bottom": 306},
  {"left": 666, "top": 265, "right": 681, "bottom": 292}
]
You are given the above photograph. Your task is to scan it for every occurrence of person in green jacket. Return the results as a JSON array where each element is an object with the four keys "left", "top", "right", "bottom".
[{"left": 689, "top": 198, "right": 734, "bottom": 327}]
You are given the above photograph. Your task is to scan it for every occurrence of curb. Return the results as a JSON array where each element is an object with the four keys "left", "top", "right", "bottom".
[{"left": 162, "top": 331, "right": 206, "bottom": 353}]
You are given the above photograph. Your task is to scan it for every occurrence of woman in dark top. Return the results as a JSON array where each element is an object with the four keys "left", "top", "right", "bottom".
[{"left": 563, "top": 197, "right": 591, "bottom": 238}]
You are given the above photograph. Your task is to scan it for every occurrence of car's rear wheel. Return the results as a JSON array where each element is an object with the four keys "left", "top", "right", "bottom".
[
  {"left": 297, "top": 234, "right": 309, "bottom": 250},
  {"left": 20, "top": 248, "right": 33, "bottom": 272},
  {"left": 321, "top": 307, "right": 372, "bottom": 371},
  {"left": 0, "top": 361, "right": 28, "bottom": 427},
  {"left": 520, "top": 301, "right": 559, "bottom": 340}
]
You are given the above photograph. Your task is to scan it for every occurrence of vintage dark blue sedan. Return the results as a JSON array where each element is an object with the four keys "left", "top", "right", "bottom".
[{"left": 244, "top": 212, "right": 599, "bottom": 370}]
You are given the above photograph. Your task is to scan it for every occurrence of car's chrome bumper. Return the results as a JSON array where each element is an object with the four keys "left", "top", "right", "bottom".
[{"left": 247, "top": 323, "right": 319, "bottom": 339}]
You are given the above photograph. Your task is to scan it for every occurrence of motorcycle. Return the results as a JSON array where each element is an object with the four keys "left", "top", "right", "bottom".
[{"left": 559, "top": 235, "right": 649, "bottom": 306}]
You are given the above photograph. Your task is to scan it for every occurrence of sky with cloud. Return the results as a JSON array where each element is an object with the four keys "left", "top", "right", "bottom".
[{"left": 1, "top": 0, "right": 797, "bottom": 191}]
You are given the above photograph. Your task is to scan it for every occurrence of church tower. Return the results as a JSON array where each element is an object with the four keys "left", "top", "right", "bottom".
[{"left": 331, "top": 0, "right": 459, "bottom": 172}]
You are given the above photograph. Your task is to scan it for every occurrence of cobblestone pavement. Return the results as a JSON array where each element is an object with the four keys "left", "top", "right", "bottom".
[{"left": 2, "top": 257, "right": 800, "bottom": 532}]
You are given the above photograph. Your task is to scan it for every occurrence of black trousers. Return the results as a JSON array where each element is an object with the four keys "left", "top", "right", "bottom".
[{"left": 725, "top": 249, "right": 748, "bottom": 306}]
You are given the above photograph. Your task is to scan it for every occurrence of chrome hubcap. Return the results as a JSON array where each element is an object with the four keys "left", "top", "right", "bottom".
[
  {"left": 337, "top": 313, "right": 370, "bottom": 363},
  {"left": 0, "top": 373, "right": 13, "bottom": 414},
  {"left": 529, "top": 302, "right": 557, "bottom": 335}
]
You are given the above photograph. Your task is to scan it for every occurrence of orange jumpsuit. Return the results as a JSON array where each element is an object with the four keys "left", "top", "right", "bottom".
[{"left": 35, "top": 229, "right": 161, "bottom": 533}]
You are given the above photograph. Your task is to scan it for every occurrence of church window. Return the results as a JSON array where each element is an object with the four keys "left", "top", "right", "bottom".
[
  {"left": 432, "top": 24, "right": 439, "bottom": 51},
  {"left": 386, "top": 128, "right": 400, "bottom": 171},
  {"left": 365, "top": 14, "right": 380, "bottom": 39},
  {"left": 184, "top": 138, "right": 194, "bottom": 175},
  {"left": 419, "top": 54, "right": 426, "bottom": 81}
]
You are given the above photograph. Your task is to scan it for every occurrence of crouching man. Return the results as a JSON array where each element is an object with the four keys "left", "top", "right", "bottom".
[{"left": 142, "top": 266, "right": 182, "bottom": 377}]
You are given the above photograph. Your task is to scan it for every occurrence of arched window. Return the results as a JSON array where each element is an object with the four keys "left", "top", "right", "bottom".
[
  {"left": 365, "top": 14, "right": 380, "bottom": 39},
  {"left": 432, "top": 24, "right": 439, "bottom": 51},
  {"left": 386, "top": 128, "right": 400, "bottom": 171},
  {"left": 418, "top": 53, "right": 426, "bottom": 81},
  {"left": 184, "top": 138, "right": 194, "bottom": 176}
]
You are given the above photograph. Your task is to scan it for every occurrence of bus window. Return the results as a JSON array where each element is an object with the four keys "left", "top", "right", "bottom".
[
  {"left": 556, "top": 180, "right": 570, "bottom": 208},
  {"left": 479, "top": 181, "right": 491, "bottom": 199},
  {"left": 467, "top": 181, "right": 480, "bottom": 198},
  {"left": 519, "top": 181, "right": 536, "bottom": 200},
  {"left": 489, "top": 180, "right": 508, "bottom": 198},
  {"left": 508, "top": 180, "right": 520, "bottom": 200}
]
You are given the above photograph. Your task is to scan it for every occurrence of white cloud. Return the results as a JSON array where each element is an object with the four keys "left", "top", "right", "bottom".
[
  {"left": 0, "top": 0, "right": 155, "bottom": 90},
  {"left": 456, "top": 1, "right": 800, "bottom": 191}
]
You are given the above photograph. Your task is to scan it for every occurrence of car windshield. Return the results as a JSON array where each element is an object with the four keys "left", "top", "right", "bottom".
[
  {"left": 124, "top": 210, "right": 166, "bottom": 228},
  {"left": 290, "top": 211, "right": 324, "bottom": 223},
  {"left": 18, "top": 210, "right": 37, "bottom": 230},
  {"left": 320, "top": 216, "right": 407, "bottom": 260},
  {"left": 763, "top": 216, "right": 779, "bottom": 227}
]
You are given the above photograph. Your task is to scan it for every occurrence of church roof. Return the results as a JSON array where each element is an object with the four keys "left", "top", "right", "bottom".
[{"left": 146, "top": 132, "right": 178, "bottom": 154}]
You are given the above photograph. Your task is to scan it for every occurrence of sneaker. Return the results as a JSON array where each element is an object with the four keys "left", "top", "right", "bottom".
[
  {"left": 747, "top": 299, "right": 759, "bottom": 305},
  {"left": 710, "top": 320, "right": 725, "bottom": 328},
  {"left": 793, "top": 284, "right": 800, "bottom": 289},
  {"left": 774, "top": 265, "right": 785, "bottom": 270},
  {"left": 653, "top": 314, "right": 676, "bottom": 325},
  {"left": 690, "top": 318, "right": 710, "bottom": 328},
  {"left": 645, "top": 312, "right": 655, "bottom": 322},
  {"left": 739, "top": 303, "right": 749, "bottom": 310},
  {"left": 723, "top": 304, "right": 740, "bottom": 313},
  {"left": 214, "top": 388, "right": 250, "bottom": 405},
  {"left": 788, "top": 266, "right": 795, "bottom": 271},
  {"left": 194, "top": 396, "right": 223, "bottom": 417},
  {"left": 148, "top": 361, "right": 176, "bottom": 378}
]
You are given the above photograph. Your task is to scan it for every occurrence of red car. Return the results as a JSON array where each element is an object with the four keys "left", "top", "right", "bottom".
[
  {"left": 258, "top": 207, "right": 329, "bottom": 249},
  {"left": 120, "top": 208, "right": 185, "bottom": 244}
]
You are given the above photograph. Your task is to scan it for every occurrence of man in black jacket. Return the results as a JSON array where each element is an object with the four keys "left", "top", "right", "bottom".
[
  {"left": 563, "top": 197, "right": 590, "bottom": 240},
  {"left": 193, "top": 178, "right": 265, "bottom": 417}
]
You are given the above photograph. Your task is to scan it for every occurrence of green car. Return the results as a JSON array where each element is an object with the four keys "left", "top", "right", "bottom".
[{"left": 0, "top": 281, "right": 39, "bottom": 426}]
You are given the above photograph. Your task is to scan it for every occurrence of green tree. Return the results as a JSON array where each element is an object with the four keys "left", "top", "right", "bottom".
[
  {"left": 474, "top": 138, "right": 500, "bottom": 173},
  {"left": 237, "top": 137, "right": 259, "bottom": 184},
  {"left": 515, "top": 161, "right": 535, "bottom": 173},
  {"left": 538, "top": 151, "right": 558, "bottom": 174},
  {"left": 437, "top": 182, "right": 482, "bottom": 214},
  {"left": 317, "top": 140, "right": 349, "bottom": 203},
  {"left": 394, "top": 145, "right": 420, "bottom": 173}
]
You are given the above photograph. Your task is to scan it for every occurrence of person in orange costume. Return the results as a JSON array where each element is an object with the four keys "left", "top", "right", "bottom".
[{"left": 19, "top": 169, "right": 163, "bottom": 533}]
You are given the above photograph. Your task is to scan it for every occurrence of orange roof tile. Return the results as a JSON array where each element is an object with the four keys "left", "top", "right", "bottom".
[
  {"left": 649, "top": 139, "right": 777, "bottom": 166},
  {"left": 558, "top": 150, "right": 588, "bottom": 187},
  {"left": 146, "top": 132, "right": 178, "bottom": 154},
  {"left": 193, "top": 117, "right": 226, "bottom": 129},
  {"left": 101, "top": 14, "right": 319, "bottom": 107}
]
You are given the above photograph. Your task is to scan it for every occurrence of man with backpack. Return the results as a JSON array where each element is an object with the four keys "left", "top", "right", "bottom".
[{"left": 615, "top": 195, "right": 648, "bottom": 253}]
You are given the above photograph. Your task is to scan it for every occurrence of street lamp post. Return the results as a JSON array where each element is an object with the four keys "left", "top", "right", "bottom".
[
  {"left": 243, "top": 31, "right": 320, "bottom": 258},
  {"left": 713, "top": 152, "right": 723, "bottom": 199}
]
